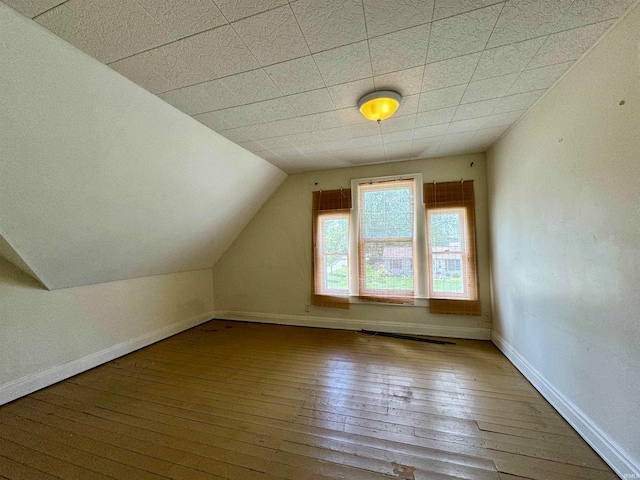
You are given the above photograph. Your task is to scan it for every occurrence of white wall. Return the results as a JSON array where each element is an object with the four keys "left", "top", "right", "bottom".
[
  {"left": 0, "top": 257, "right": 214, "bottom": 405},
  {"left": 0, "top": 4, "right": 286, "bottom": 290},
  {"left": 487, "top": 4, "right": 640, "bottom": 476},
  {"left": 212, "top": 154, "right": 492, "bottom": 339}
]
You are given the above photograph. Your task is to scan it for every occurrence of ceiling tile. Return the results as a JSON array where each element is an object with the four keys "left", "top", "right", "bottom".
[
  {"left": 472, "top": 125, "right": 510, "bottom": 142},
  {"left": 427, "top": 4, "right": 503, "bottom": 63},
  {"left": 303, "top": 111, "right": 344, "bottom": 131},
  {"left": 507, "top": 61, "right": 572, "bottom": 95},
  {"left": 220, "top": 69, "right": 282, "bottom": 104},
  {"left": 491, "top": 89, "right": 544, "bottom": 114},
  {"left": 412, "top": 139, "right": 441, "bottom": 157},
  {"left": 433, "top": 0, "right": 504, "bottom": 21},
  {"left": 327, "top": 78, "right": 375, "bottom": 109},
  {"left": 447, "top": 109, "right": 522, "bottom": 133},
  {"left": 250, "top": 97, "right": 299, "bottom": 122},
  {"left": 441, "top": 130, "right": 477, "bottom": 144},
  {"left": 418, "top": 85, "right": 466, "bottom": 111},
  {"left": 396, "top": 94, "right": 421, "bottom": 116},
  {"left": 321, "top": 139, "right": 356, "bottom": 151},
  {"left": 362, "top": 0, "right": 434, "bottom": 38},
  {"left": 264, "top": 56, "right": 325, "bottom": 95},
  {"left": 218, "top": 128, "right": 250, "bottom": 143},
  {"left": 528, "top": 21, "right": 613, "bottom": 69},
  {"left": 136, "top": 0, "right": 227, "bottom": 39},
  {"left": 413, "top": 123, "right": 449, "bottom": 139},
  {"left": 374, "top": 66, "right": 425, "bottom": 96},
  {"left": 272, "top": 117, "right": 311, "bottom": 136},
  {"left": 291, "top": 0, "right": 367, "bottom": 53},
  {"left": 109, "top": 25, "right": 259, "bottom": 93},
  {"left": 257, "top": 136, "right": 294, "bottom": 150},
  {"left": 213, "top": 0, "right": 288, "bottom": 22},
  {"left": 232, "top": 5, "right": 309, "bottom": 66},
  {"left": 472, "top": 37, "right": 546, "bottom": 81},
  {"left": 237, "top": 140, "right": 265, "bottom": 153},
  {"left": 452, "top": 98, "right": 501, "bottom": 121},
  {"left": 436, "top": 143, "right": 480, "bottom": 157},
  {"left": 369, "top": 24, "right": 430, "bottom": 75},
  {"left": 384, "top": 141, "right": 415, "bottom": 160},
  {"left": 318, "top": 126, "right": 353, "bottom": 141},
  {"left": 313, "top": 41, "right": 373, "bottom": 86},
  {"left": 265, "top": 157, "right": 295, "bottom": 173},
  {"left": 461, "top": 73, "right": 518, "bottom": 103},
  {"left": 383, "top": 129, "right": 415, "bottom": 144},
  {"left": 486, "top": 0, "right": 574, "bottom": 49},
  {"left": 192, "top": 111, "right": 233, "bottom": 130},
  {"left": 297, "top": 143, "right": 327, "bottom": 155},
  {"left": 422, "top": 52, "right": 481, "bottom": 91},
  {"left": 285, "top": 131, "right": 323, "bottom": 146},
  {"left": 338, "top": 107, "right": 370, "bottom": 126},
  {"left": 380, "top": 114, "right": 417, "bottom": 133},
  {"left": 36, "top": 0, "right": 175, "bottom": 63},
  {"left": 552, "top": 0, "right": 636, "bottom": 32},
  {"left": 234, "top": 122, "right": 281, "bottom": 140},
  {"left": 351, "top": 134, "right": 383, "bottom": 147},
  {"left": 415, "top": 106, "right": 456, "bottom": 127},
  {"left": 212, "top": 104, "right": 266, "bottom": 128},
  {"left": 347, "top": 122, "right": 382, "bottom": 138},
  {"left": 158, "top": 80, "right": 241, "bottom": 115},
  {"left": 3, "top": 0, "right": 65, "bottom": 17},
  {"left": 287, "top": 88, "right": 337, "bottom": 115},
  {"left": 271, "top": 147, "right": 306, "bottom": 160}
]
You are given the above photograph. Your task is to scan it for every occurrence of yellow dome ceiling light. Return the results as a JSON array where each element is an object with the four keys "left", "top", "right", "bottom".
[{"left": 358, "top": 90, "right": 402, "bottom": 123}]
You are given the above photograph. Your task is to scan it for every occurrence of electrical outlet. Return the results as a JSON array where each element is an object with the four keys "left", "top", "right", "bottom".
[{"left": 304, "top": 304, "right": 311, "bottom": 312}]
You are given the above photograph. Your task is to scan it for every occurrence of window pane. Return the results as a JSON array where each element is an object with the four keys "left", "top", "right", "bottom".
[
  {"left": 324, "top": 254, "right": 348, "bottom": 290},
  {"left": 363, "top": 240, "right": 413, "bottom": 291},
  {"left": 430, "top": 212, "right": 463, "bottom": 250},
  {"left": 322, "top": 218, "right": 348, "bottom": 254},
  {"left": 318, "top": 215, "right": 348, "bottom": 294},
  {"left": 432, "top": 254, "right": 464, "bottom": 293},
  {"left": 363, "top": 188, "right": 413, "bottom": 238}
]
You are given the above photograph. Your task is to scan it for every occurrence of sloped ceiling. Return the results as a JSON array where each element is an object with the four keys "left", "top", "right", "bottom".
[
  {"left": 0, "top": 5, "right": 287, "bottom": 290},
  {"left": 1, "top": 0, "right": 635, "bottom": 173}
]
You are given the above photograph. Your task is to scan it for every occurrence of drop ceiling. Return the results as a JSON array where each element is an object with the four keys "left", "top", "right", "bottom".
[{"left": 4, "top": 0, "right": 634, "bottom": 173}]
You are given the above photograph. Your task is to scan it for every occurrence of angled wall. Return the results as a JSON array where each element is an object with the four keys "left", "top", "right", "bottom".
[
  {"left": 0, "top": 3, "right": 287, "bottom": 290},
  {"left": 487, "top": 3, "right": 640, "bottom": 476}
]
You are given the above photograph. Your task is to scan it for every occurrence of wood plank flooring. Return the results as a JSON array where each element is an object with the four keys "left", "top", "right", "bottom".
[{"left": 0, "top": 320, "right": 617, "bottom": 480}]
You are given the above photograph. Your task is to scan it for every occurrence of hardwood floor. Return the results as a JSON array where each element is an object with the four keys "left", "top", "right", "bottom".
[{"left": 0, "top": 320, "right": 617, "bottom": 480}]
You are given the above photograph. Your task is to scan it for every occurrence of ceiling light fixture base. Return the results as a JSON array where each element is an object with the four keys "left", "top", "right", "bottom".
[{"left": 358, "top": 90, "right": 402, "bottom": 122}]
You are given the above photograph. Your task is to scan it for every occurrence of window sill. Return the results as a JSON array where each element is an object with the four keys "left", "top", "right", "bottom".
[{"left": 348, "top": 296, "right": 430, "bottom": 307}]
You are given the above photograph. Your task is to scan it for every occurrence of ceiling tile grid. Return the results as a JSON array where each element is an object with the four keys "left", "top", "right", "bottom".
[{"left": 4, "top": 0, "right": 634, "bottom": 173}]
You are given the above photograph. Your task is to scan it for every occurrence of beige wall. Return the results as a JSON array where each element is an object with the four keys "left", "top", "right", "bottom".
[
  {"left": 487, "top": 4, "right": 640, "bottom": 476},
  {"left": 0, "top": 257, "right": 214, "bottom": 404},
  {"left": 212, "top": 153, "right": 492, "bottom": 339}
]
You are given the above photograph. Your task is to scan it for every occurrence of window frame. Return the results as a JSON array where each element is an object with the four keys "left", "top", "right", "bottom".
[
  {"left": 349, "top": 173, "right": 428, "bottom": 304},
  {"left": 314, "top": 210, "right": 350, "bottom": 296},
  {"left": 426, "top": 206, "right": 470, "bottom": 300}
]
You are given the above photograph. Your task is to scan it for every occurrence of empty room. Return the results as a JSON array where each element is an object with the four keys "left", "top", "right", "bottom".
[{"left": 1, "top": 0, "right": 638, "bottom": 479}]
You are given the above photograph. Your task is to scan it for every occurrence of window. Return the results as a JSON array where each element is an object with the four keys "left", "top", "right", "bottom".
[
  {"left": 311, "top": 189, "right": 351, "bottom": 309},
  {"left": 357, "top": 179, "right": 416, "bottom": 303},
  {"left": 424, "top": 181, "right": 480, "bottom": 315},
  {"left": 316, "top": 212, "right": 349, "bottom": 295},
  {"left": 428, "top": 207, "right": 467, "bottom": 297},
  {"left": 312, "top": 176, "right": 480, "bottom": 315}
]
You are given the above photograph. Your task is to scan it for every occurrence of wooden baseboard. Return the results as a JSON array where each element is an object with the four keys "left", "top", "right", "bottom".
[
  {"left": 0, "top": 311, "right": 215, "bottom": 406},
  {"left": 491, "top": 330, "right": 639, "bottom": 478},
  {"left": 213, "top": 310, "right": 491, "bottom": 340}
]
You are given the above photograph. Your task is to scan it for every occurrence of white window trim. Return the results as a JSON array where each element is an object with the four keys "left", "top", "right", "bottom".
[{"left": 349, "top": 173, "right": 429, "bottom": 306}]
